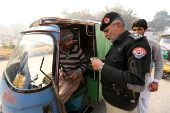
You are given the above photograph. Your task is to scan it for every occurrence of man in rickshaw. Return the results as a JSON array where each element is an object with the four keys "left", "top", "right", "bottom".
[{"left": 59, "top": 29, "right": 88, "bottom": 113}]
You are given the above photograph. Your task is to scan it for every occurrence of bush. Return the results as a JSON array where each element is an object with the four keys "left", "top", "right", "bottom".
[{"left": 1, "top": 42, "right": 15, "bottom": 49}]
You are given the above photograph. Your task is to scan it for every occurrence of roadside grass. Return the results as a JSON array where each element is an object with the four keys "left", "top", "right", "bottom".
[{"left": 0, "top": 42, "right": 15, "bottom": 56}]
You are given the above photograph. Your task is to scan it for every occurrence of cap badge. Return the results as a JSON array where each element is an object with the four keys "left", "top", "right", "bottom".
[
  {"left": 103, "top": 17, "right": 110, "bottom": 24},
  {"left": 132, "top": 47, "right": 147, "bottom": 59}
]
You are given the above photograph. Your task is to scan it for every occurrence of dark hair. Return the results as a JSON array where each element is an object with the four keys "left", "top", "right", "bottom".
[{"left": 131, "top": 19, "right": 148, "bottom": 30}]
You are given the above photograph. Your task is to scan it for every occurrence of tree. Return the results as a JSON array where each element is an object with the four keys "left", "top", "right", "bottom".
[
  {"left": 98, "top": 5, "right": 136, "bottom": 30},
  {"left": 60, "top": 9, "right": 96, "bottom": 20},
  {"left": 60, "top": 5, "right": 136, "bottom": 30},
  {"left": 148, "top": 10, "right": 170, "bottom": 32},
  {"left": 11, "top": 23, "right": 28, "bottom": 39}
]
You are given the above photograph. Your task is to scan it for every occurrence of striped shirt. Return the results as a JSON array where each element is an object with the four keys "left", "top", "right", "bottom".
[{"left": 60, "top": 45, "right": 88, "bottom": 76}]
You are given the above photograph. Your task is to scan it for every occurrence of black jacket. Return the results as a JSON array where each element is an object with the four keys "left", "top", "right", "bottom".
[{"left": 101, "top": 30, "right": 151, "bottom": 111}]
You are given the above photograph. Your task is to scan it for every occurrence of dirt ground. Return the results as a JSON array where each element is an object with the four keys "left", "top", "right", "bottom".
[{"left": 0, "top": 48, "right": 13, "bottom": 56}]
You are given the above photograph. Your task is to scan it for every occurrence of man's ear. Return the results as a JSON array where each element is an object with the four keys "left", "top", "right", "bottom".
[
  {"left": 144, "top": 29, "right": 147, "bottom": 32},
  {"left": 116, "top": 21, "right": 122, "bottom": 30}
]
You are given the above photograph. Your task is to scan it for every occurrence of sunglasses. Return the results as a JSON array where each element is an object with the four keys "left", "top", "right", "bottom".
[{"left": 132, "top": 29, "right": 142, "bottom": 31}]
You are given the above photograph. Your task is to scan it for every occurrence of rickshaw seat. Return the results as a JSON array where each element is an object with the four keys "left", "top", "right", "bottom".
[
  {"left": 69, "top": 82, "right": 86, "bottom": 100},
  {"left": 66, "top": 78, "right": 89, "bottom": 112}
]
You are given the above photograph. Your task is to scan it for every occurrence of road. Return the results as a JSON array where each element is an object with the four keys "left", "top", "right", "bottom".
[
  {"left": 0, "top": 59, "right": 170, "bottom": 113},
  {"left": 0, "top": 60, "right": 8, "bottom": 79},
  {"left": 91, "top": 69, "right": 170, "bottom": 113}
]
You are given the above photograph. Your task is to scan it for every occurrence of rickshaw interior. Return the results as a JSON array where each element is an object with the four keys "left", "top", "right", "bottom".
[{"left": 55, "top": 22, "right": 102, "bottom": 112}]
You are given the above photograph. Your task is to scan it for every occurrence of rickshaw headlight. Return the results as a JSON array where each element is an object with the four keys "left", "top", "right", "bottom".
[{"left": 165, "top": 61, "right": 170, "bottom": 66}]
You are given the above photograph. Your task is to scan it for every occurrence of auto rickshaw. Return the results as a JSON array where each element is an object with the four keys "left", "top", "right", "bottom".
[
  {"left": 159, "top": 34, "right": 170, "bottom": 79},
  {"left": 0, "top": 17, "right": 111, "bottom": 113}
]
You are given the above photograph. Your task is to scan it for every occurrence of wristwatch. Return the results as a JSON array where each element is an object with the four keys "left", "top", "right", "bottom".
[{"left": 98, "top": 63, "right": 104, "bottom": 73}]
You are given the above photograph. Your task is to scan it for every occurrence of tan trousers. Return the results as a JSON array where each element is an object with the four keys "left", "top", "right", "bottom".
[
  {"left": 104, "top": 99, "right": 136, "bottom": 113},
  {"left": 59, "top": 75, "right": 83, "bottom": 113}
]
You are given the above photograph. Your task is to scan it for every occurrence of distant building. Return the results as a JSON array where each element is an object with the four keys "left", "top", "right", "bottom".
[
  {"left": 0, "top": 26, "right": 15, "bottom": 42},
  {"left": 145, "top": 29, "right": 163, "bottom": 41}
]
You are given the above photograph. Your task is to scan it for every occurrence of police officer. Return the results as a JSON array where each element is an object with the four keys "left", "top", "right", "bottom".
[{"left": 91, "top": 12, "right": 151, "bottom": 113}]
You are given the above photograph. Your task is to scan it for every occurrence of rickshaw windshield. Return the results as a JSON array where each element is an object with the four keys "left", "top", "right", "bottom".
[
  {"left": 5, "top": 34, "right": 54, "bottom": 90},
  {"left": 160, "top": 38, "right": 170, "bottom": 50}
]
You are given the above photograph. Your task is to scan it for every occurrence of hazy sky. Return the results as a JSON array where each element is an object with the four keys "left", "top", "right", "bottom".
[{"left": 1, "top": 0, "right": 169, "bottom": 27}]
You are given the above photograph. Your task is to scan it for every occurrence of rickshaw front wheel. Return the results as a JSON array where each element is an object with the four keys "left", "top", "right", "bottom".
[{"left": 162, "top": 71, "right": 170, "bottom": 79}]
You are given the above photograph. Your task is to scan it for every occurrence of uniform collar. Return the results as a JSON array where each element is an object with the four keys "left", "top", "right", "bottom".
[{"left": 114, "top": 30, "right": 130, "bottom": 44}]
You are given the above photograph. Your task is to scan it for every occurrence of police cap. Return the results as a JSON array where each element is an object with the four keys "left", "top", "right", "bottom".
[{"left": 100, "top": 12, "right": 120, "bottom": 31}]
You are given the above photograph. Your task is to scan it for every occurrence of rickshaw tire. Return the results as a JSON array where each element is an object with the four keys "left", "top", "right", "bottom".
[
  {"left": 162, "top": 76, "right": 166, "bottom": 79},
  {"left": 162, "top": 75, "right": 168, "bottom": 79},
  {"left": 78, "top": 110, "right": 82, "bottom": 113}
]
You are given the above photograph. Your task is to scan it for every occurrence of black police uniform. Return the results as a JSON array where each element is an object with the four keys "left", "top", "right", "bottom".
[{"left": 101, "top": 30, "right": 151, "bottom": 111}]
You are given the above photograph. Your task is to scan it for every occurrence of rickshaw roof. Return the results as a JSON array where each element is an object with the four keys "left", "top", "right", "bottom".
[
  {"left": 29, "top": 17, "right": 101, "bottom": 28},
  {"left": 160, "top": 34, "right": 170, "bottom": 38}
]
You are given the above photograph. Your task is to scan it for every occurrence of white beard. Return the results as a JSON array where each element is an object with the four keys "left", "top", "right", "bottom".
[
  {"left": 109, "top": 39, "right": 115, "bottom": 43},
  {"left": 107, "top": 37, "right": 115, "bottom": 43}
]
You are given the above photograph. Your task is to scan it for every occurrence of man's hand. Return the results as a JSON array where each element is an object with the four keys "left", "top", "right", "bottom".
[
  {"left": 91, "top": 58, "right": 103, "bottom": 70},
  {"left": 69, "top": 71, "right": 78, "bottom": 80},
  {"left": 149, "top": 81, "right": 159, "bottom": 92},
  {"left": 59, "top": 71, "right": 67, "bottom": 80}
]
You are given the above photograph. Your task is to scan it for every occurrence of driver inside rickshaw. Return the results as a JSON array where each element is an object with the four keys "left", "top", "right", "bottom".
[{"left": 58, "top": 29, "right": 88, "bottom": 113}]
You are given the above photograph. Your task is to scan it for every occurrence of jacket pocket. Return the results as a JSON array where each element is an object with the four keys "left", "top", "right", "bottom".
[{"left": 111, "top": 54, "right": 124, "bottom": 63}]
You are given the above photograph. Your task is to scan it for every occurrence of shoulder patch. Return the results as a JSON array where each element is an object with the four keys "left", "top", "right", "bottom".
[
  {"left": 129, "top": 33, "right": 144, "bottom": 41},
  {"left": 132, "top": 47, "right": 147, "bottom": 59}
]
